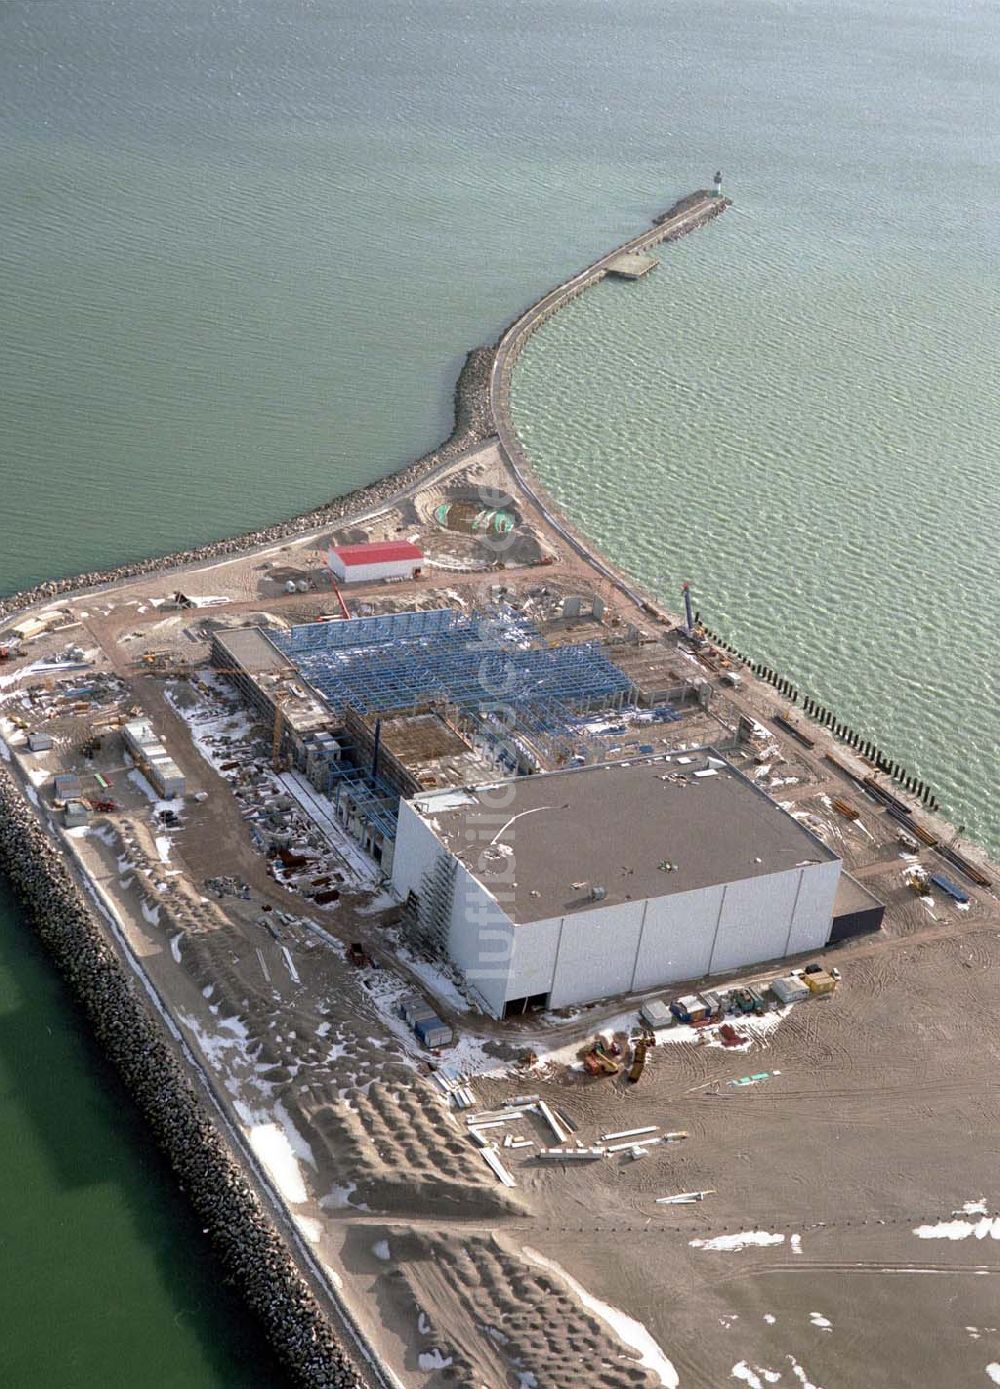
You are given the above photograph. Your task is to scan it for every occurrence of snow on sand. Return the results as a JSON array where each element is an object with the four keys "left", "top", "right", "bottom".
[{"left": 522, "top": 1246, "right": 678, "bottom": 1388}]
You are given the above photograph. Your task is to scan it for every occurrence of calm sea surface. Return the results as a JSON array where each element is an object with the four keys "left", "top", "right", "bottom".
[{"left": 1, "top": 0, "right": 996, "bottom": 1380}]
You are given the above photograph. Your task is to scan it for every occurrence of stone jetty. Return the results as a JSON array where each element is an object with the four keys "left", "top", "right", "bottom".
[
  {"left": 0, "top": 344, "right": 496, "bottom": 627},
  {"left": 0, "top": 764, "right": 364, "bottom": 1389}
]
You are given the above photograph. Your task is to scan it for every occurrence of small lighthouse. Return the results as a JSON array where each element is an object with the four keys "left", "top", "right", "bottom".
[{"left": 712, "top": 170, "right": 723, "bottom": 198}]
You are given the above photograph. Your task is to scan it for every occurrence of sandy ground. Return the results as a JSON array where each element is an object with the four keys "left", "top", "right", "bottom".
[{"left": 2, "top": 445, "right": 998, "bottom": 1388}]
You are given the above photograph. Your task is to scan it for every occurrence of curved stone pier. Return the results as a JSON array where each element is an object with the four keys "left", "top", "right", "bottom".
[{"left": 488, "top": 191, "right": 730, "bottom": 607}]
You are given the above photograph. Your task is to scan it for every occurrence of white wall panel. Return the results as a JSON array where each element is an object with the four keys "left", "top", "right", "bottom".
[
  {"left": 549, "top": 900, "right": 645, "bottom": 1009},
  {"left": 785, "top": 859, "right": 841, "bottom": 955},
  {"left": 447, "top": 867, "right": 514, "bottom": 1018},
  {"left": 631, "top": 885, "right": 723, "bottom": 991},
  {"left": 506, "top": 916, "right": 562, "bottom": 1002},
  {"left": 390, "top": 800, "right": 442, "bottom": 902},
  {"left": 708, "top": 870, "right": 799, "bottom": 974}
]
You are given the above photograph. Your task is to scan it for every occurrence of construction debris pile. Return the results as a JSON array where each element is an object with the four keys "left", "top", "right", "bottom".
[{"left": 168, "top": 677, "right": 373, "bottom": 903}]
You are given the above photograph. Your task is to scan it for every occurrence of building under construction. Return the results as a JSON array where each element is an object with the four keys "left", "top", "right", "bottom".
[{"left": 210, "top": 607, "right": 651, "bottom": 869}]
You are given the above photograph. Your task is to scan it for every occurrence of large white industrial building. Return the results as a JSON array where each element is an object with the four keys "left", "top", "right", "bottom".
[
  {"left": 327, "top": 540, "right": 423, "bottom": 585},
  {"left": 391, "top": 751, "right": 879, "bottom": 1019}
]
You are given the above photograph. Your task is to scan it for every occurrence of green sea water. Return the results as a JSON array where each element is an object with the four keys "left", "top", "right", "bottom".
[
  {"left": 0, "top": 0, "right": 997, "bottom": 1381},
  {"left": 0, "top": 884, "right": 282, "bottom": 1388}
]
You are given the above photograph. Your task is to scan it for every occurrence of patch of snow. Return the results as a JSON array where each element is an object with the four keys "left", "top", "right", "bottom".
[
  {"left": 247, "top": 1123, "right": 308, "bottom": 1204},
  {"left": 395, "top": 945, "right": 475, "bottom": 1014},
  {"left": 790, "top": 1233, "right": 802, "bottom": 1254},
  {"left": 372, "top": 1239, "right": 391, "bottom": 1262},
  {"left": 323, "top": 1182, "right": 363, "bottom": 1210},
  {"left": 154, "top": 835, "right": 172, "bottom": 863},
  {"left": 731, "top": 1366, "right": 763, "bottom": 1389},
  {"left": 691, "top": 1232, "right": 785, "bottom": 1252},
  {"left": 417, "top": 1312, "right": 431, "bottom": 1336},
  {"left": 763, "top": 1314, "right": 776, "bottom": 1325},
  {"left": 956, "top": 1200, "right": 989, "bottom": 1215},
  {"left": 294, "top": 1215, "right": 324, "bottom": 1244},
  {"left": 170, "top": 932, "right": 183, "bottom": 963},
  {"left": 127, "top": 768, "right": 159, "bottom": 802},
  {"left": 986, "top": 1365, "right": 1000, "bottom": 1385},
  {"left": 24, "top": 784, "right": 39, "bottom": 807},
  {"left": 274, "top": 1099, "right": 316, "bottom": 1171},
  {"left": 786, "top": 1356, "right": 823, "bottom": 1388},
  {"left": 809, "top": 1312, "right": 832, "bottom": 1331},
  {"left": 418, "top": 1350, "right": 453, "bottom": 1371},
  {"left": 732, "top": 1367, "right": 780, "bottom": 1388},
  {"left": 140, "top": 900, "right": 161, "bottom": 926},
  {"left": 914, "top": 1217, "right": 1000, "bottom": 1241},
  {"left": 522, "top": 1246, "right": 678, "bottom": 1388}
]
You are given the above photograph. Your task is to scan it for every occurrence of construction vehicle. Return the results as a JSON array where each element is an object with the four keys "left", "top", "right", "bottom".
[
  {"left": 907, "top": 868, "right": 933, "bottom": 898},
  {"left": 627, "top": 1033, "right": 651, "bottom": 1084},
  {"left": 731, "top": 986, "right": 766, "bottom": 1017},
  {"left": 582, "top": 1036, "right": 621, "bottom": 1077}
]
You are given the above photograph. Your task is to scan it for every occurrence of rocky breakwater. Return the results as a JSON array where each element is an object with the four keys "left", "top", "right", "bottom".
[
  {"left": 0, "top": 344, "right": 496, "bottom": 625},
  {"left": 488, "top": 190, "right": 730, "bottom": 602},
  {"left": 0, "top": 763, "right": 364, "bottom": 1389}
]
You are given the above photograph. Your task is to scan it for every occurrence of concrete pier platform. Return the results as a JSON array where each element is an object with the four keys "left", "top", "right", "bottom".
[{"left": 606, "top": 251, "right": 658, "bottom": 280}]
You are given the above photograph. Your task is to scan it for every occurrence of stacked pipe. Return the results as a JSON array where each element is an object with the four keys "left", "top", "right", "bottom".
[{"left": 0, "top": 765, "right": 363, "bottom": 1389}]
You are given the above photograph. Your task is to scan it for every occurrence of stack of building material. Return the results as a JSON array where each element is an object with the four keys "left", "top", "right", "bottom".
[{"left": 399, "top": 993, "right": 454, "bottom": 1050}]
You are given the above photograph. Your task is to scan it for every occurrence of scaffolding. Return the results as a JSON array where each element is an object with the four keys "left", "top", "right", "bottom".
[{"left": 272, "top": 610, "right": 632, "bottom": 737}]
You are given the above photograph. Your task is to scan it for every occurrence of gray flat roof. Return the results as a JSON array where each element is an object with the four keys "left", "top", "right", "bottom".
[
  {"left": 833, "top": 871, "right": 883, "bottom": 916},
  {"left": 410, "top": 751, "right": 839, "bottom": 925},
  {"left": 214, "top": 626, "right": 292, "bottom": 674}
]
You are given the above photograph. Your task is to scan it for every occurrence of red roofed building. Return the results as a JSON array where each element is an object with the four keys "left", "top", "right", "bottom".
[{"left": 328, "top": 540, "right": 424, "bottom": 584}]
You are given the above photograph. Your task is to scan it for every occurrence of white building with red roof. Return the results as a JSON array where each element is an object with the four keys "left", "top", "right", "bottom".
[{"left": 327, "top": 540, "right": 424, "bottom": 584}]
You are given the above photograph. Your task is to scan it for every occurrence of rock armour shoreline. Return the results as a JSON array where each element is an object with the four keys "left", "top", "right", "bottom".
[
  {"left": 0, "top": 345, "right": 496, "bottom": 623},
  {"left": 0, "top": 765, "right": 364, "bottom": 1389}
]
